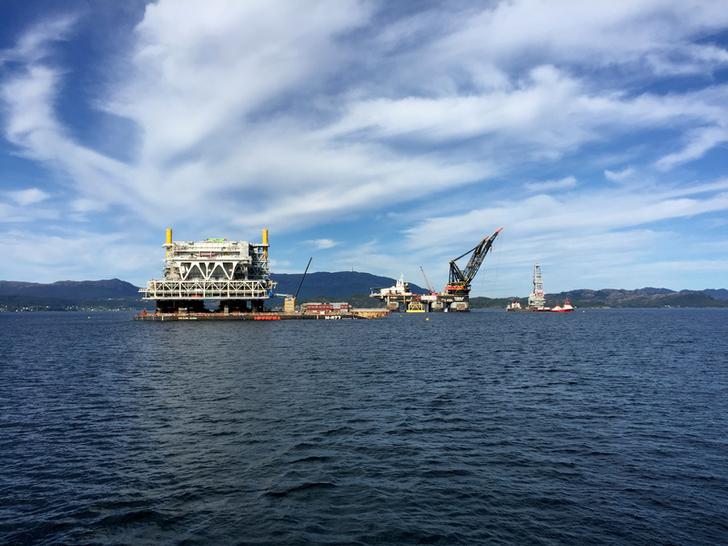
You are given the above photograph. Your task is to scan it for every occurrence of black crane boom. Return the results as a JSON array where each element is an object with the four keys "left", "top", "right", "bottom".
[
  {"left": 294, "top": 257, "right": 313, "bottom": 299},
  {"left": 448, "top": 228, "right": 503, "bottom": 285}
]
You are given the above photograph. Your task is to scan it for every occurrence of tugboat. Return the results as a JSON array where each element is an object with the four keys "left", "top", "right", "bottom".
[
  {"left": 506, "top": 300, "right": 522, "bottom": 311},
  {"left": 550, "top": 298, "right": 574, "bottom": 313}
]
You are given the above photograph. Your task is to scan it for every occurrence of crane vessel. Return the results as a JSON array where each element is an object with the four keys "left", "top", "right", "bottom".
[{"left": 370, "top": 227, "right": 503, "bottom": 312}]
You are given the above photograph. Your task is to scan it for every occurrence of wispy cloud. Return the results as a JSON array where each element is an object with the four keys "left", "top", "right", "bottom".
[
  {"left": 0, "top": 20, "right": 133, "bottom": 216},
  {"left": 1, "top": 1, "right": 728, "bottom": 290},
  {"left": 656, "top": 126, "right": 728, "bottom": 171},
  {"left": 397, "top": 179, "right": 728, "bottom": 293},
  {"left": 5, "top": 2, "right": 727, "bottom": 231},
  {"left": 5, "top": 187, "right": 50, "bottom": 206},
  {"left": 525, "top": 176, "right": 577, "bottom": 193},
  {"left": 0, "top": 228, "right": 158, "bottom": 282},
  {"left": 406, "top": 180, "right": 728, "bottom": 249},
  {"left": 307, "top": 238, "right": 339, "bottom": 250},
  {"left": 0, "top": 16, "right": 76, "bottom": 65},
  {"left": 604, "top": 167, "right": 636, "bottom": 183}
]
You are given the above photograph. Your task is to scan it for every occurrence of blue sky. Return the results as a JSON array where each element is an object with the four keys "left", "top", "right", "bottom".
[{"left": 1, "top": 0, "right": 727, "bottom": 295}]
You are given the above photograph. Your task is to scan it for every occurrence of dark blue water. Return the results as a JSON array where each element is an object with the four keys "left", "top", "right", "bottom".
[{"left": 1, "top": 310, "right": 727, "bottom": 545}]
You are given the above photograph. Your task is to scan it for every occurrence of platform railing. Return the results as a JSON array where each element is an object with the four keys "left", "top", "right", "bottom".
[{"left": 140, "top": 279, "right": 276, "bottom": 300}]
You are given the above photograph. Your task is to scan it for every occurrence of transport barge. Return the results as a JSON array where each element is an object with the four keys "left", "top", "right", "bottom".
[
  {"left": 134, "top": 309, "right": 389, "bottom": 321},
  {"left": 138, "top": 228, "right": 389, "bottom": 321}
]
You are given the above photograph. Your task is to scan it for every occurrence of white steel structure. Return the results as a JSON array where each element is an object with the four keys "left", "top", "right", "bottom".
[
  {"left": 369, "top": 274, "right": 417, "bottom": 311},
  {"left": 141, "top": 228, "right": 275, "bottom": 312},
  {"left": 528, "top": 264, "right": 546, "bottom": 309}
]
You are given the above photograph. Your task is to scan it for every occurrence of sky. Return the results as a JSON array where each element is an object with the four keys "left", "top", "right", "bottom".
[{"left": 1, "top": 0, "right": 727, "bottom": 296}]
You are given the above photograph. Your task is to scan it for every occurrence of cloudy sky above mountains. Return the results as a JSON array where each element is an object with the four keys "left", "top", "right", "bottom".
[{"left": 1, "top": 0, "right": 727, "bottom": 294}]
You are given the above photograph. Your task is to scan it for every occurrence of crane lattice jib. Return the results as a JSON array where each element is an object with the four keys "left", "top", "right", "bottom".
[{"left": 448, "top": 228, "right": 503, "bottom": 284}]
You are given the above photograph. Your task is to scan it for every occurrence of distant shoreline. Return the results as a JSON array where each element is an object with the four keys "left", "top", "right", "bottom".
[{"left": 1, "top": 277, "right": 727, "bottom": 311}]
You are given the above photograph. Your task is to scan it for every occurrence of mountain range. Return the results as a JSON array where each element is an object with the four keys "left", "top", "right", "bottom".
[
  {"left": 0, "top": 279, "right": 140, "bottom": 299},
  {"left": 0, "top": 279, "right": 141, "bottom": 311},
  {"left": 271, "top": 272, "right": 426, "bottom": 300},
  {"left": 1, "top": 274, "right": 726, "bottom": 311},
  {"left": 470, "top": 287, "right": 728, "bottom": 308},
  {"left": 0, "top": 273, "right": 422, "bottom": 311}
]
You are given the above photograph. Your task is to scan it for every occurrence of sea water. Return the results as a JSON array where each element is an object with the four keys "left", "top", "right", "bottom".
[{"left": 1, "top": 309, "right": 727, "bottom": 544}]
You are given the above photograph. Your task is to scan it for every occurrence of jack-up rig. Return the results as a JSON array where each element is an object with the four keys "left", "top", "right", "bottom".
[{"left": 370, "top": 227, "right": 503, "bottom": 312}]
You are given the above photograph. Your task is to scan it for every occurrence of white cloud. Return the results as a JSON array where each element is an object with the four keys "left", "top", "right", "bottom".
[
  {"left": 646, "top": 44, "right": 728, "bottom": 75},
  {"left": 656, "top": 126, "right": 728, "bottom": 170},
  {"left": 329, "top": 239, "right": 422, "bottom": 281},
  {"left": 525, "top": 176, "right": 577, "bottom": 193},
  {"left": 0, "top": 4, "right": 497, "bottom": 233},
  {"left": 3, "top": 3, "right": 728, "bottom": 232},
  {"left": 405, "top": 181, "right": 728, "bottom": 250},
  {"left": 1, "top": 1, "right": 728, "bottom": 290},
  {"left": 325, "top": 65, "right": 728, "bottom": 165},
  {"left": 394, "top": 179, "right": 728, "bottom": 293},
  {"left": 108, "top": 0, "right": 372, "bottom": 161},
  {"left": 0, "top": 16, "right": 76, "bottom": 65},
  {"left": 5, "top": 187, "right": 50, "bottom": 206},
  {"left": 0, "top": 202, "right": 58, "bottom": 223},
  {"left": 0, "top": 41, "right": 134, "bottom": 213},
  {"left": 420, "top": 0, "right": 728, "bottom": 80},
  {"left": 4, "top": 2, "right": 726, "bottom": 232},
  {"left": 307, "top": 238, "right": 338, "bottom": 249},
  {"left": 0, "top": 187, "right": 57, "bottom": 222},
  {"left": 604, "top": 167, "right": 635, "bottom": 182},
  {"left": 0, "top": 228, "right": 159, "bottom": 283}
]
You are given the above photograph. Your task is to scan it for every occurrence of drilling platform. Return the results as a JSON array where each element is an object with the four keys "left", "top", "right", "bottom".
[
  {"left": 140, "top": 228, "right": 276, "bottom": 313},
  {"left": 506, "top": 265, "right": 574, "bottom": 312},
  {"left": 528, "top": 264, "right": 546, "bottom": 309}
]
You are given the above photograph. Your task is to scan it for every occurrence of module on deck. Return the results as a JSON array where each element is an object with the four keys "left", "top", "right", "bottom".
[{"left": 140, "top": 228, "right": 275, "bottom": 313}]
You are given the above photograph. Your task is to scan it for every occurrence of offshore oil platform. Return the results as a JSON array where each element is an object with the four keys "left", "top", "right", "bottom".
[
  {"left": 137, "top": 228, "right": 387, "bottom": 320},
  {"left": 369, "top": 227, "right": 503, "bottom": 312},
  {"left": 140, "top": 227, "right": 275, "bottom": 313}
]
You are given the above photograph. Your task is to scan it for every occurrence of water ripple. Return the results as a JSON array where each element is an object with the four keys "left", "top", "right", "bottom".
[{"left": 1, "top": 309, "right": 727, "bottom": 544}]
